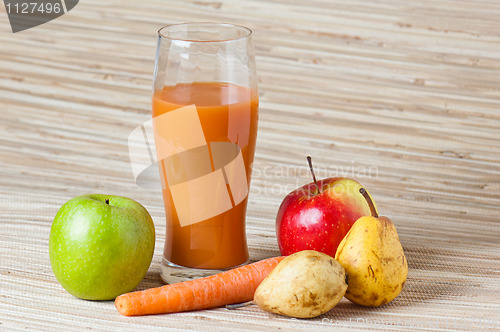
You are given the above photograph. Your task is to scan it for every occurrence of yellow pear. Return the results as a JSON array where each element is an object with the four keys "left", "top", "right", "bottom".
[{"left": 335, "top": 188, "right": 408, "bottom": 307}]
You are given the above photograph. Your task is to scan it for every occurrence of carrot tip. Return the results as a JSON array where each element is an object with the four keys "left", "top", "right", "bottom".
[{"left": 115, "top": 295, "right": 132, "bottom": 316}]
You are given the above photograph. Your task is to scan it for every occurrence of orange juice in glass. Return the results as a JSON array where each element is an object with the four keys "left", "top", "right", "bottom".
[{"left": 152, "top": 23, "right": 258, "bottom": 283}]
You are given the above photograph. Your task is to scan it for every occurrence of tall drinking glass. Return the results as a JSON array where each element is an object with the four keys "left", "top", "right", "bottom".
[{"left": 152, "top": 23, "right": 258, "bottom": 283}]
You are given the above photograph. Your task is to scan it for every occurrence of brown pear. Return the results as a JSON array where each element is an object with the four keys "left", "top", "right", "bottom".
[{"left": 254, "top": 250, "right": 347, "bottom": 318}]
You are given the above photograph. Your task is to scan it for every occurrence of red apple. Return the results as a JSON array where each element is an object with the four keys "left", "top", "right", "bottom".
[{"left": 276, "top": 157, "right": 377, "bottom": 257}]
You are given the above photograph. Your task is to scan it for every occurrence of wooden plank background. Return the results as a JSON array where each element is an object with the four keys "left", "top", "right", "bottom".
[{"left": 1, "top": 0, "right": 499, "bottom": 330}]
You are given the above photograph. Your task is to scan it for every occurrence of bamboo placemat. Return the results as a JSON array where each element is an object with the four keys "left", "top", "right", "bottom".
[{"left": 1, "top": 0, "right": 499, "bottom": 331}]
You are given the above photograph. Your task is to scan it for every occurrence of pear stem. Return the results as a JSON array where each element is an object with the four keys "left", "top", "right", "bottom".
[
  {"left": 105, "top": 199, "right": 110, "bottom": 205},
  {"left": 225, "top": 301, "right": 254, "bottom": 310},
  {"left": 359, "top": 188, "right": 378, "bottom": 218},
  {"left": 307, "top": 156, "right": 321, "bottom": 194}
]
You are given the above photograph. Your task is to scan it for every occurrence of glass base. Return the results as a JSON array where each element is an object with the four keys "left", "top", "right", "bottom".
[{"left": 160, "top": 257, "right": 250, "bottom": 284}]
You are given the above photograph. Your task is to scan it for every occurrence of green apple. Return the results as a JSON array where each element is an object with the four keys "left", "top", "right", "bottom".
[{"left": 49, "top": 194, "right": 155, "bottom": 300}]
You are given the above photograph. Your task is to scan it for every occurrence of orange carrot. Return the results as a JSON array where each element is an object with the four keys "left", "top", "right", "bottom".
[{"left": 115, "top": 256, "right": 285, "bottom": 316}]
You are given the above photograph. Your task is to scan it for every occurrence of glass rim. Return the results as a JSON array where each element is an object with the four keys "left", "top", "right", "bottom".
[{"left": 157, "top": 22, "right": 252, "bottom": 43}]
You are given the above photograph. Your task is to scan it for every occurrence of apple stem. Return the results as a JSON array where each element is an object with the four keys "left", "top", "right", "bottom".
[
  {"left": 307, "top": 156, "right": 321, "bottom": 194},
  {"left": 359, "top": 188, "right": 378, "bottom": 218},
  {"left": 105, "top": 199, "right": 110, "bottom": 205}
]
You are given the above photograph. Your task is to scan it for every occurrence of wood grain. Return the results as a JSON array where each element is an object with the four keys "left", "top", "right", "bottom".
[{"left": 1, "top": 0, "right": 499, "bottom": 331}]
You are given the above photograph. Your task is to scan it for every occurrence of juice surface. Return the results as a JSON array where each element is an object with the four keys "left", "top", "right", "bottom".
[{"left": 152, "top": 82, "right": 258, "bottom": 269}]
